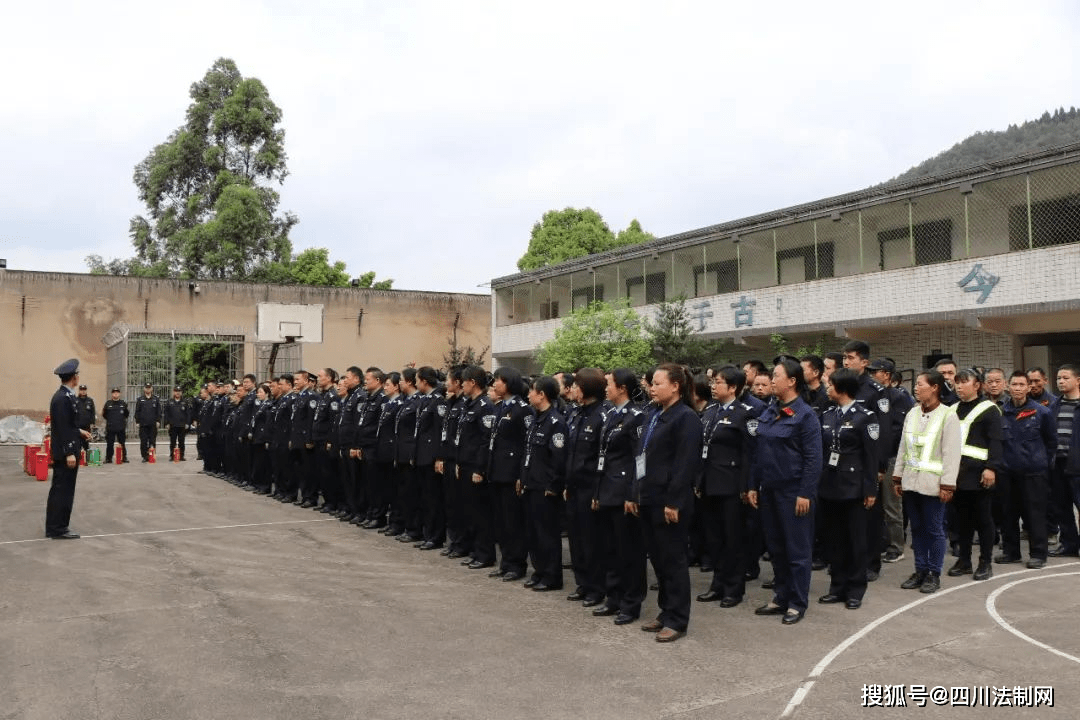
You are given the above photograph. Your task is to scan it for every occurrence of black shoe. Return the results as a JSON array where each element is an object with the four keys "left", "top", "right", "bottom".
[
  {"left": 973, "top": 561, "right": 993, "bottom": 581},
  {"left": 744, "top": 569, "right": 760, "bottom": 581},
  {"left": 947, "top": 559, "right": 972, "bottom": 577},
  {"left": 755, "top": 603, "right": 786, "bottom": 616},
  {"left": 385, "top": 529, "right": 404, "bottom": 537},
  {"left": 122, "top": 458, "right": 130, "bottom": 463},
  {"left": 865, "top": 570, "right": 879, "bottom": 582},
  {"left": 566, "top": 590, "right": 586, "bottom": 602},
  {"left": 488, "top": 569, "right": 505, "bottom": 578},
  {"left": 523, "top": 578, "right": 540, "bottom": 589},
  {"left": 592, "top": 605, "right": 618, "bottom": 617},
  {"left": 761, "top": 578, "right": 775, "bottom": 589},
  {"left": 951, "top": 542, "right": 961, "bottom": 558},
  {"left": 696, "top": 590, "right": 723, "bottom": 602},
  {"left": 1049, "top": 544, "right": 1080, "bottom": 557},
  {"left": 299, "top": 500, "right": 317, "bottom": 509},
  {"left": 699, "top": 564, "right": 714, "bottom": 573},
  {"left": 461, "top": 557, "right": 476, "bottom": 566},
  {"left": 719, "top": 596, "right": 742, "bottom": 608},
  {"left": 901, "top": 571, "right": 927, "bottom": 590},
  {"left": 418, "top": 542, "right": 440, "bottom": 551},
  {"left": 318, "top": 506, "right": 335, "bottom": 514},
  {"left": 1026, "top": 558, "right": 1046, "bottom": 569},
  {"left": 531, "top": 583, "right": 559, "bottom": 592},
  {"left": 845, "top": 598, "right": 862, "bottom": 610},
  {"left": 104, "top": 459, "right": 112, "bottom": 464},
  {"left": 396, "top": 533, "right": 416, "bottom": 543},
  {"left": 994, "top": 554, "right": 1022, "bottom": 564},
  {"left": 467, "top": 560, "right": 494, "bottom": 570},
  {"left": 438, "top": 547, "right": 452, "bottom": 556},
  {"left": 613, "top": 613, "right": 637, "bottom": 625},
  {"left": 447, "top": 551, "right": 467, "bottom": 559},
  {"left": 501, "top": 571, "right": 525, "bottom": 582},
  {"left": 782, "top": 610, "right": 804, "bottom": 625},
  {"left": 920, "top": 572, "right": 941, "bottom": 593},
  {"left": 48, "top": 531, "right": 80, "bottom": 539},
  {"left": 817, "top": 593, "right": 844, "bottom": 604},
  {"left": 811, "top": 558, "right": 827, "bottom": 571},
  {"left": 649, "top": 582, "right": 659, "bottom": 591}
]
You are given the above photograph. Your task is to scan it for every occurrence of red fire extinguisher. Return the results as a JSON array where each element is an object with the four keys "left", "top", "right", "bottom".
[
  {"left": 80, "top": 449, "right": 88, "bottom": 466},
  {"left": 148, "top": 447, "right": 156, "bottom": 464},
  {"left": 172, "top": 447, "right": 180, "bottom": 462},
  {"left": 115, "top": 446, "right": 124, "bottom": 464}
]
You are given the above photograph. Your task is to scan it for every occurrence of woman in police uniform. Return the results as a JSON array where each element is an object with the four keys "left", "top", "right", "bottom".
[{"left": 816, "top": 369, "right": 878, "bottom": 610}]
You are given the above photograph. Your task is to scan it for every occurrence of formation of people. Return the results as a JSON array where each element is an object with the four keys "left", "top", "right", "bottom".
[{"left": 67, "top": 347, "right": 1080, "bottom": 643}]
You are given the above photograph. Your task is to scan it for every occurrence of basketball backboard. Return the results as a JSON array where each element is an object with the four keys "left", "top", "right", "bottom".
[{"left": 256, "top": 303, "right": 324, "bottom": 343}]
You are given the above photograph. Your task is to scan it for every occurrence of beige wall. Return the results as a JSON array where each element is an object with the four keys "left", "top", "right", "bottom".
[{"left": 0, "top": 270, "right": 490, "bottom": 420}]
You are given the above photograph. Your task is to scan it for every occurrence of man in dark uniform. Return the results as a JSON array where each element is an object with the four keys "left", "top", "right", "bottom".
[
  {"left": 197, "top": 382, "right": 218, "bottom": 473},
  {"left": 521, "top": 375, "right": 568, "bottom": 590},
  {"left": 164, "top": 386, "right": 190, "bottom": 460},
  {"left": 101, "top": 387, "right": 129, "bottom": 463},
  {"left": 800, "top": 355, "right": 830, "bottom": 416},
  {"left": 564, "top": 368, "right": 608, "bottom": 606},
  {"left": 455, "top": 365, "right": 498, "bottom": 568},
  {"left": 134, "top": 382, "right": 162, "bottom": 462},
  {"left": 414, "top": 366, "right": 445, "bottom": 549},
  {"left": 357, "top": 368, "right": 387, "bottom": 528},
  {"left": 270, "top": 376, "right": 296, "bottom": 500},
  {"left": 311, "top": 368, "right": 341, "bottom": 512},
  {"left": 337, "top": 367, "right": 365, "bottom": 523},
  {"left": 74, "top": 384, "right": 96, "bottom": 455},
  {"left": 290, "top": 370, "right": 317, "bottom": 507},
  {"left": 437, "top": 367, "right": 469, "bottom": 557},
  {"left": 191, "top": 386, "right": 207, "bottom": 460},
  {"left": 392, "top": 368, "right": 422, "bottom": 541},
  {"left": 46, "top": 359, "right": 90, "bottom": 539},
  {"left": 869, "top": 358, "right": 914, "bottom": 564}
]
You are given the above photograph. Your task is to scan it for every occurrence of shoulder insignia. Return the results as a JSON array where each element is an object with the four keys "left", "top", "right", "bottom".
[
  {"left": 867, "top": 423, "right": 880, "bottom": 441},
  {"left": 877, "top": 397, "right": 890, "bottom": 413},
  {"left": 746, "top": 419, "right": 759, "bottom": 436},
  {"left": 552, "top": 432, "right": 565, "bottom": 449}
]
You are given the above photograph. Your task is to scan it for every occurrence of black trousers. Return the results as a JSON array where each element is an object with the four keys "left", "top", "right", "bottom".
[
  {"left": 316, "top": 445, "right": 341, "bottom": 508},
  {"left": 524, "top": 489, "right": 563, "bottom": 587},
  {"left": 464, "top": 469, "right": 495, "bottom": 564},
  {"left": 250, "top": 444, "right": 270, "bottom": 491},
  {"left": 1051, "top": 458, "right": 1079, "bottom": 552},
  {"left": 688, "top": 493, "right": 708, "bottom": 564},
  {"left": 295, "top": 446, "right": 317, "bottom": 502},
  {"left": 566, "top": 487, "right": 604, "bottom": 598},
  {"left": 492, "top": 483, "right": 527, "bottom": 574},
  {"left": 953, "top": 487, "right": 995, "bottom": 564},
  {"left": 594, "top": 503, "right": 647, "bottom": 617},
  {"left": 419, "top": 464, "right": 446, "bottom": 545},
  {"left": 138, "top": 424, "right": 156, "bottom": 460},
  {"left": 274, "top": 446, "right": 293, "bottom": 498},
  {"left": 865, "top": 486, "right": 885, "bottom": 574},
  {"left": 45, "top": 461, "right": 79, "bottom": 536},
  {"left": 168, "top": 427, "right": 187, "bottom": 459},
  {"left": 702, "top": 493, "right": 746, "bottom": 599},
  {"left": 821, "top": 497, "right": 869, "bottom": 601},
  {"left": 105, "top": 430, "right": 126, "bottom": 463},
  {"left": 639, "top": 504, "right": 691, "bottom": 632},
  {"left": 79, "top": 428, "right": 91, "bottom": 455},
  {"left": 743, "top": 503, "right": 765, "bottom": 579},
  {"left": 443, "top": 460, "right": 471, "bottom": 553},
  {"left": 341, "top": 451, "right": 361, "bottom": 517},
  {"left": 1001, "top": 470, "right": 1049, "bottom": 560},
  {"left": 390, "top": 463, "right": 421, "bottom": 536}
]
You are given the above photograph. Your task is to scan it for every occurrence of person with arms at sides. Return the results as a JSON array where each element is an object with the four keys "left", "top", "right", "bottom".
[
  {"left": 996, "top": 371, "right": 1056, "bottom": 569},
  {"left": 335, "top": 367, "right": 364, "bottom": 522},
  {"left": 800, "top": 355, "right": 830, "bottom": 416},
  {"left": 695, "top": 365, "right": 754, "bottom": 608},
  {"left": 311, "top": 368, "right": 342, "bottom": 513},
  {"left": 164, "top": 386, "right": 190, "bottom": 461},
  {"left": 356, "top": 368, "right": 387, "bottom": 528},
  {"left": 893, "top": 369, "right": 961, "bottom": 593},
  {"left": 869, "top": 358, "right": 915, "bottom": 564},
  {"left": 271, "top": 375, "right": 296, "bottom": 501},
  {"left": 985, "top": 368, "right": 1008, "bottom": 408},
  {"left": 455, "top": 365, "right": 498, "bottom": 569},
  {"left": 74, "top": 384, "right": 96, "bottom": 455},
  {"left": 629, "top": 364, "right": 703, "bottom": 643},
  {"left": 45, "top": 359, "right": 91, "bottom": 539},
  {"left": 392, "top": 369, "right": 423, "bottom": 541},
  {"left": 748, "top": 357, "right": 823, "bottom": 625},
  {"left": 249, "top": 384, "right": 274, "bottom": 494},
  {"left": 687, "top": 373, "right": 715, "bottom": 571},
  {"left": 101, "top": 387, "right": 129, "bottom": 463},
  {"left": 1049, "top": 365, "right": 1080, "bottom": 557},
  {"left": 437, "top": 367, "right": 470, "bottom": 558},
  {"left": 413, "top": 366, "right": 446, "bottom": 550},
  {"left": 374, "top": 372, "right": 403, "bottom": 534},
  {"left": 1027, "top": 367, "right": 1057, "bottom": 408},
  {"left": 486, "top": 366, "right": 531, "bottom": 580},
  {"left": 590, "top": 369, "right": 648, "bottom": 625},
  {"left": 521, "top": 375, "right": 568, "bottom": 591},
  {"left": 135, "top": 382, "right": 162, "bottom": 463},
  {"left": 817, "top": 369, "right": 878, "bottom": 610},
  {"left": 948, "top": 368, "right": 1002, "bottom": 581}
]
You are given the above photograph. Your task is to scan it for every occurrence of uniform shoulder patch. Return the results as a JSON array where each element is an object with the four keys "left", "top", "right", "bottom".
[
  {"left": 552, "top": 432, "right": 565, "bottom": 449},
  {"left": 746, "top": 419, "right": 759, "bottom": 436},
  {"left": 867, "top": 423, "right": 880, "bottom": 440}
]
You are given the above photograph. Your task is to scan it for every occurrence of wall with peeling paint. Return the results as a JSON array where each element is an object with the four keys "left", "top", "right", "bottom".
[{"left": 0, "top": 271, "right": 490, "bottom": 420}]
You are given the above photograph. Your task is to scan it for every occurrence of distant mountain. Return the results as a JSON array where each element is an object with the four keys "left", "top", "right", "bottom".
[{"left": 891, "top": 107, "right": 1080, "bottom": 184}]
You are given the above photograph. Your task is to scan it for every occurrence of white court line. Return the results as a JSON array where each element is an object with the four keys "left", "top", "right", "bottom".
[
  {"left": 985, "top": 571, "right": 1080, "bottom": 665},
  {"left": 0, "top": 518, "right": 334, "bottom": 546},
  {"left": 779, "top": 561, "right": 1080, "bottom": 718}
]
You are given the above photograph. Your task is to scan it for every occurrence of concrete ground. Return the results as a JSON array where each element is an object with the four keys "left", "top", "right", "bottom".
[{"left": 1, "top": 443, "right": 1077, "bottom": 719}]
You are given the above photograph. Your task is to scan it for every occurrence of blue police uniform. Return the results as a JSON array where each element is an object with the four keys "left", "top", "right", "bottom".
[
  {"left": 487, "top": 395, "right": 530, "bottom": 577},
  {"left": 45, "top": 359, "right": 83, "bottom": 538},
  {"left": 521, "top": 404, "right": 568, "bottom": 589},
  {"left": 998, "top": 398, "right": 1055, "bottom": 563}
]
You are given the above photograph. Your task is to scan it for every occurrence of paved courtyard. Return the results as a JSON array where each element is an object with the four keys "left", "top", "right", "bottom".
[{"left": 1, "top": 444, "right": 1076, "bottom": 719}]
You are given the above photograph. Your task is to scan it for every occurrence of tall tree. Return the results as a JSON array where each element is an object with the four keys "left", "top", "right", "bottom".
[
  {"left": 517, "top": 208, "right": 655, "bottom": 271},
  {"left": 537, "top": 301, "right": 651, "bottom": 374},
  {"left": 614, "top": 218, "right": 655, "bottom": 248},
  {"left": 128, "top": 58, "right": 295, "bottom": 280}
]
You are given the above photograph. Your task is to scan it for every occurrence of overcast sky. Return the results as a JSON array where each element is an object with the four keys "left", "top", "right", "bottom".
[{"left": 2, "top": 1, "right": 1077, "bottom": 294}]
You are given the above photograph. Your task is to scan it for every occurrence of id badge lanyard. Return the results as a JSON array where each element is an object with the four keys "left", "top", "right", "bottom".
[{"left": 636, "top": 412, "right": 660, "bottom": 480}]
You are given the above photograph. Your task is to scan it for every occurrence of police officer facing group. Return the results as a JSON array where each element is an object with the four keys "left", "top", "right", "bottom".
[
  {"left": 134, "top": 383, "right": 162, "bottom": 462},
  {"left": 101, "top": 387, "right": 130, "bottom": 463}
]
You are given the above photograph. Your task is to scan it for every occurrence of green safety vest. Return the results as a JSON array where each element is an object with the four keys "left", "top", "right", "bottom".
[
  {"left": 902, "top": 405, "right": 953, "bottom": 475},
  {"left": 957, "top": 400, "right": 999, "bottom": 462}
]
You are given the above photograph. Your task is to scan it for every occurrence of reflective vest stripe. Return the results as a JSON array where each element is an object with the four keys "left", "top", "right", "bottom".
[
  {"left": 903, "top": 406, "right": 951, "bottom": 475},
  {"left": 958, "top": 400, "right": 998, "bottom": 462}
]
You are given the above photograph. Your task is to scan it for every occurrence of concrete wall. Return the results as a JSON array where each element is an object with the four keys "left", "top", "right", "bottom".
[{"left": 0, "top": 271, "right": 490, "bottom": 420}]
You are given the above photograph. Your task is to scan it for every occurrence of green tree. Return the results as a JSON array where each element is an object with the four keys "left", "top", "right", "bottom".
[
  {"left": 537, "top": 301, "right": 651, "bottom": 374},
  {"left": 646, "top": 296, "right": 733, "bottom": 370},
  {"left": 254, "top": 247, "right": 351, "bottom": 287},
  {"left": 517, "top": 208, "right": 616, "bottom": 271},
  {"left": 175, "top": 342, "right": 231, "bottom": 391},
  {"left": 769, "top": 332, "right": 828, "bottom": 359},
  {"left": 354, "top": 271, "right": 395, "bottom": 291},
  {"left": 614, "top": 218, "right": 655, "bottom": 248}
]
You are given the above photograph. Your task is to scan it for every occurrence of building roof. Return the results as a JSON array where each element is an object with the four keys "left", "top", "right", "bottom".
[{"left": 491, "top": 141, "right": 1080, "bottom": 288}]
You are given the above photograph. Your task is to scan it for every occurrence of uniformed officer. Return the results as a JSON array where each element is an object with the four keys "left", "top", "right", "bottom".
[
  {"left": 197, "top": 382, "right": 217, "bottom": 473},
  {"left": 134, "top": 382, "right": 162, "bottom": 462},
  {"left": 486, "top": 366, "right": 530, "bottom": 580},
  {"left": 373, "top": 372, "right": 402, "bottom": 533},
  {"left": 521, "top": 375, "right": 568, "bottom": 591},
  {"left": 191, "top": 386, "right": 207, "bottom": 460},
  {"left": 289, "top": 371, "right": 317, "bottom": 507},
  {"left": 101, "top": 387, "right": 129, "bottom": 463},
  {"left": 356, "top": 368, "right": 387, "bottom": 528},
  {"left": 455, "top": 365, "right": 498, "bottom": 569},
  {"left": 748, "top": 358, "right": 823, "bottom": 625},
  {"left": 996, "top": 370, "right": 1056, "bottom": 569},
  {"left": 249, "top": 383, "right": 274, "bottom": 493},
  {"left": 311, "top": 368, "right": 341, "bottom": 512},
  {"left": 948, "top": 368, "right": 1002, "bottom": 581},
  {"left": 800, "top": 355, "right": 830, "bottom": 416},
  {"left": 816, "top": 369, "right": 878, "bottom": 609},
  {"left": 45, "top": 359, "right": 90, "bottom": 539},
  {"left": 270, "top": 374, "right": 296, "bottom": 500},
  {"left": 564, "top": 368, "right": 609, "bottom": 606},
  {"left": 164, "top": 386, "right": 190, "bottom": 460},
  {"left": 413, "top": 366, "right": 445, "bottom": 549},
  {"left": 390, "top": 368, "right": 422, "bottom": 540},
  {"left": 869, "top": 358, "right": 915, "bottom": 565},
  {"left": 589, "top": 368, "right": 647, "bottom": 625},
  {"left": 695, "top": 365, "right": 754, "bottom": 608},
  {"left": 337, "top": 367, "right": 365, "bottom": 523},
  {"left": 436, "top": 367, "right": 469, "bottom": 556},
  {"left": 74, "top": 384, "right": 96, "bottom": 454}
]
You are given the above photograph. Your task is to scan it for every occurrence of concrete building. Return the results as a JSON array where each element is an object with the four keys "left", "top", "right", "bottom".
[
  {"left": 491, "top": 144, "right": 1080, "bottom": 378},
  {"left": 0, "top": 270, "right": 490, "bottom": 422}
]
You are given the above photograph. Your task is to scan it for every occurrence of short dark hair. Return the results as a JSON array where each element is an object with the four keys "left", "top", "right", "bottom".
[
  {"left": 1058, "top": 363, "right": 1079, "bottom": 377},
  {"left": 461, "top": 365, "right": 488, "bottom": 389},
  {"left": 280, "top": 373, "right": 294, "bottom": 386},
  {"left": 607, "top": 368, "right": 637, "bottom": 395},
  {"left": 800, "top": 355, "right": 824, "bottom": 378},
  {"left": 323, "top": 368, "right": 339, "bottom": 383},
  {"left": 346, "top": 366, "right": 362, "bottom": 380},
  {"left": 743, "top": 359, "right": 767, "bottom": 376},
  {"left": 385, "top": 371, "right": 401, "bottom": 387},
  {"left": 714, "top": 364, "right": 746, "bottom": 397},
  {"left": 934, "top": 358, "right": 957, "bottom": 370},
  {"left": 828, "top": 368, "right": 859, "bottom": 399},
  {"left": 825, "top": 351, "right": 844, "bottom": 368},
  {"left": 533, "top": 375, "right": 559, "bottom": 402},
  {"left": 243, "top": 373, "right": 257, "bottom": 383},
  {"left": 1026, "top": 366, "right": 1048, "bottom": 379},
  {"left": 417, "top": 366, "right": 439, "bottom": 388},
  {"left": 366, "top": 367, "right": 386, "bottom": 383},
  {"left": 842, "top": 340, "right": 870, "bottom": 360},
  {"left": 1010, "top": 369, "right": 1029, "bottom": 382},
  {"left": 574, "top": 368, "right": 606, "bottom": 402},
  {"left": 493, "top": 366, "right": 525, "bottom": 397}
]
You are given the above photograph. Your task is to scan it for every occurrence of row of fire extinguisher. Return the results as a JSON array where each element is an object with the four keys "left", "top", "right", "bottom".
[{"left": 23, "top": 446, "right": 185, "bottom": 481}]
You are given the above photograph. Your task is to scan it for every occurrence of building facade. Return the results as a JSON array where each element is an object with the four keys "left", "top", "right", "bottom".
[{"left": 491, "top": 144, "right": 1080, "bottom": 378}]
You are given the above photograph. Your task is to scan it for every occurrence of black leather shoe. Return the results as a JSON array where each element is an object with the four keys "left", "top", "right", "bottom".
[
  {"left": 755, "top": 603, "right": 786, "bottom": 616},
  {"left": 566, "top": 590, "right": 586, "bottom": 602},
  {"left": 581, "top": 597, "right": 604, "bottom": 608},
  {"left": 523, "top": 579, "right": 540, "bottom": 589},
  {"left": 613, "top": 613, "right": 637, "bottom": 625},
  {"left": 761, "top": 578, "right": 775, "bottom": 589},
  {"left": 592, "top": 605, "right": 618, "bottom": 617},
  {"left": 817, "top": 593, "right": 844, "bottom": 604},
  {"left": 439, "top": 547, "right": 452, "bottom": 556},
  {"left": 811, "top": 558, "right": 827, "bottom": 571},
  {"left": 467, "top": 560, "right": 494, "bottom": 570},
  {"left": 719, "top": 596, "right": 742, "bottom": 608},
  {"left": 488, "top": 569, "right": 505, "bottom": 578},
  {"left": 419, "top": 542, "right": 441, "bottom": 551},
  {"left": 1049, "top": 544, "right": 1080, "bottom": 557},
  {"left": 48, "top": 531, "right": 80, "bottom": 539},
  {"left": 781, "top": 610, "right": 804, "bottom": 625},
  {"left": 947, "top": 560, "right": 972, "bottom": 577},
  {"left": 919, "top": 572, "right": 941, "bottom": 593},
  {"left": 696, "top": 590, "right": 722, "bottom": 602},
  {"left": 994, "top": 554, "right": 1022, "bottom": 564},
  {"left": 845, "top": 598, "right": 862, "bottom": 610},
  {"left": 396, "top": 534, "right": 416, "bottom": 543},
  {"left": 973, "top": 561, "right": 993, "bottom": 581},
  {"left": 900, "top": 571, "right": 927, "bottom": 589},
  {"left": 461, "top": 557, "right": 476, "bottom": 566},
  {"left": 532, "top": 583, "right": 559, "bottom": 592},
  {"left": 447, "top": 551, "right": 466, "bottom": 559},
  {"left": 501, "top": 572, "right": 525, "bottom": 582},
  {"left": 1026, "top": 558, "right": 1046, "bottom": 569},
  {"left": 299, "top": 500, "right": 317, "bottom": 509}
]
